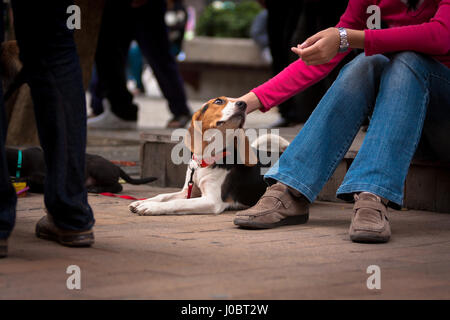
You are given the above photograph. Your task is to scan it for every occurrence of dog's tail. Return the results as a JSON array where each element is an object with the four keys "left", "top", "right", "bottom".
[
  {"left": 119, "top": 169, "right": 157, "bottom": 185},
  {"left": 251, "top": 134, "right": 290, "bottom": 153}
]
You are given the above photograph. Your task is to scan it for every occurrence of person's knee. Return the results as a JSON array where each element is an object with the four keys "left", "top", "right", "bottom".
[
  {"left": 334, "top": 53, "right": 389, "bottom": 94},
  {"left": 343, "top": 53, "right": 388, "bottom": 74},
  {"left": 389, "top": 51, "right": 429, "bottom": 74}
]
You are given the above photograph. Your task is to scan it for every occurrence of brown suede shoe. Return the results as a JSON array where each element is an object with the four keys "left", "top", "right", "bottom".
[
  {"left": 0, "top": 239, "right": 7, "bottom": 258},
  {"left": 234, "top": 182, "right": 309, "bottom": 229},
  {"left": 349, "top": 192, "right": 391, "bottom": 243},
  {"left": 35, "top": 214, "right": 94, "bottom": 247}
]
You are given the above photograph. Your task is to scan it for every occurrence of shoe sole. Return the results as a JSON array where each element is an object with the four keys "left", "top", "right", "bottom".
[
  {"left": 350, "top": 232, "right": 390, "bottom": 243},
  {"left": 234, "top": 213, "right": 309, "bottom": 229},
  {"left": 35, "top": 225, "right": 94, "bottom": 247}
]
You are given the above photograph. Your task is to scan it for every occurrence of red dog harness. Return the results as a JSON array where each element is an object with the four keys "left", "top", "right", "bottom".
[{"left": 187, "top": 152, "right": 230, "bottom": 199}]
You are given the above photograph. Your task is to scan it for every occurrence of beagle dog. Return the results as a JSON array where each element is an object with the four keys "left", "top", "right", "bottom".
[{"left": 129, "top": 97, "right": 289, "bottom": 216}]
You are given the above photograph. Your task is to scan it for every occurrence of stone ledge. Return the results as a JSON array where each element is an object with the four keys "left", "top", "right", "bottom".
[
  {"left": 179, "top": 37, "right": 271, "bottom": 100},
  {"left": 183, "top": 36, "right": 270, "bottom": 68},
  {"left": 140, "top": 128, "right": 450, "bottom": 213}
]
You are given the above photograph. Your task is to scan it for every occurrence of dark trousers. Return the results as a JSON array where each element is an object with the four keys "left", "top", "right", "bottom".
[
  {"left": 95, "top": 0, "right": 190, "bottom": 121},
  {"left": 0, "top": 0, "right": 94, "bottom": 239},
  {"left": 266, "top": 0, "right": 350, "bottom": 123}
]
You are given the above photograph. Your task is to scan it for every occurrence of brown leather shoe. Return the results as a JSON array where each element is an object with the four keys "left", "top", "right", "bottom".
[
  {"left": 35, "top": 214, "right": 94, "bottom": 247},
  {"left": 0, "top": 239, "right": 7, "bottom": 258},
  {"left": 234, "top": 182, "right": 309, "bottom": 229},
  {"left": 349, "top": 192, "right": 391, "bottom": 243}
]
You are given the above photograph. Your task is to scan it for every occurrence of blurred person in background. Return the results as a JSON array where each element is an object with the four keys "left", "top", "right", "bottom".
[
  {"left": 89, "top": 0, "right": 192, "bottom": 130},
  {"left": 250, "top": 6, "right": 272, "bottom": 63},
  {"left": 265, "top": 0, "right": 350, "bottom": 127}
]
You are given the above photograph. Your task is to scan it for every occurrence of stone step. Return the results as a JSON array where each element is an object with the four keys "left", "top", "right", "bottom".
[{"left": 139, "top": 127, "right": 450, "bottom": 213}]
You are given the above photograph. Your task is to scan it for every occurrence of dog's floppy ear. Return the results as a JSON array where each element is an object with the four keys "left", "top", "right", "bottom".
[
  {"left": 184, "top": 108, "right": 203, "bottom": 154},
  {"left": 235, "top": 129, "right": 258, "bottom": 167}
]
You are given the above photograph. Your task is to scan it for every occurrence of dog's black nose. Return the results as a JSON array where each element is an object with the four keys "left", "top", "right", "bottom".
[{"left": 236, "top": 101, "right": 247, "bottom": 110}]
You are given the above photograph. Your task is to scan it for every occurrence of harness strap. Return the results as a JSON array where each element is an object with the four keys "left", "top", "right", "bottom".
[
  {"left": 187, "top": 166, "right": 195, "bottom": 199},
  {"left": 186, "top": 151, "right": 230, "bottom": 199}
]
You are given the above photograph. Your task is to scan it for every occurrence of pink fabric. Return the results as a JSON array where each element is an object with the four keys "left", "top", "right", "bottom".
[{"left": 252, "top": 0, "right": 450, "bottom": 112}]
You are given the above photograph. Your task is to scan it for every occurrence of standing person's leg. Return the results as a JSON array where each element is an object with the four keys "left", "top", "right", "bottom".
[
  {"left": 336, "top": 52, "right": 450, "bottom": 243},
  {"left": 88, "top": 66, "right": 106, "bottom": 117},
  {"left": 133, "top": 0, "right": 191, "bottom": 127},
  {"left": 91, "top": 0, "right": 137, "bottom": 127},
  {"left": 0, "top": 0, "right": 17, "bottom": 258},
  {"left": 127, "top": 41, "right": 144, "bottom": 93},
  {"left": 265, "top": 0, "right": 302, "bottom": 127},
  {"left": 234, "top": 53, "right": 389, "bottom": 228},
  {"left": 11, "top": 0, "right": 94, "bottom": 246}
]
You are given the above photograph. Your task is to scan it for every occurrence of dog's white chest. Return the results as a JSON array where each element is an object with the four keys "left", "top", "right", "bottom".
[{"left": 193, "top": 166, "right": 228, "bottom": 193}]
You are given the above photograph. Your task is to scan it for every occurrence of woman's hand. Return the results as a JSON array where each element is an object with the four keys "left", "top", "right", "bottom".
[
  {"left": 229, "top": 92, "right": 262, "bottom": 114},
  {"left": 291, "top": 27, "right": 340, "bottom": 66}
]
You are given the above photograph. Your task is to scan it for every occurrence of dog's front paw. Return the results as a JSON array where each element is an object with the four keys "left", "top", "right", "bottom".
[
  {"left": 129, "top": 200, "right": 144, "bottom": 214},
  {"left": 130, "top": 201, "right": 160, "bottom": 216}
]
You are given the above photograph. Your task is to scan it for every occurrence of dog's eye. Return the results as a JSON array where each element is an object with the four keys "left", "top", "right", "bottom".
[{"left": 214, "top": 98, "right": 224, "bottom": 105}]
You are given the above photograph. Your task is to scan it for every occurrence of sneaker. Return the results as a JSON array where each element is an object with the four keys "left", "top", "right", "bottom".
[
  {"left": 234, "top": 182, "right": 309, "bottom": 229},
  {"left": 0, "top": 239, "right": 7, "bottom": 258},
  {"left": 166, "top": 114, "right": 191, "bottom": 128},
  {"left": 349, "top": 192, "right": 391, "bottom": 243},
  {"left": 35, "top": 214, "right": 94, "bottom": 247},
  {"left": 87, "top": 103, "right": 136, "bottom": 130}
]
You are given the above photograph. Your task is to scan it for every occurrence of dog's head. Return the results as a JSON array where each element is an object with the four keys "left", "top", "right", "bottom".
[{"left": 185, "top": 97, "right": 256, "bottom": 166}]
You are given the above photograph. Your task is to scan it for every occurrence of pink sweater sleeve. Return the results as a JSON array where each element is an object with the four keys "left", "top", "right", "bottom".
[
  {"left": 252, "top": 0, "right": 369, "bottom": 112},
  {"left": 365, "top": 0, "right": 450, "bottom": 56}
]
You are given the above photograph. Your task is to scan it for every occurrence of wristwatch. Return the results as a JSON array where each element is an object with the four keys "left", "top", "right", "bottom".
[{"left": 338, "top": 27, "right": 349, "bottom": 53}]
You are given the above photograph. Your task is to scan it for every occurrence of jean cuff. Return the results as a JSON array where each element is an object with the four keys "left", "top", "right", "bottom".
[{"left": 337, "top": 183, "right": 403, "bottom": 206}]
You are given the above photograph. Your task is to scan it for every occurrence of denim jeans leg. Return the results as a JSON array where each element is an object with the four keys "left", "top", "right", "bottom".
[
  {"left": 337, "top": 52, "right": 450, "bottom": 206},
  {"left": 11, "top": 0, "right": 94, "bottom": 231},
  {"left": 265, "top": 53, "right": 389, "bottom": 202}
]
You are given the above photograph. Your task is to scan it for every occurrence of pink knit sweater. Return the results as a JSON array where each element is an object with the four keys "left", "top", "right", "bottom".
[{"left": 252, "top": 0, "right": 450, "bottom": 112}]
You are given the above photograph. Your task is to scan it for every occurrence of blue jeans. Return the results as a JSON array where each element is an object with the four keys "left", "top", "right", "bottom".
[
  {"left": 265, "top": 52, "right": 450, "bottom": 207},
  {"left": 0, "top": 0, "right": 95, "bottom": 239}
]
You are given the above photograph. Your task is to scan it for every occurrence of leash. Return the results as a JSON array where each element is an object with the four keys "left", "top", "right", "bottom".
[{"left": 99, "top": 192, "right": 146, "bottom": 201}]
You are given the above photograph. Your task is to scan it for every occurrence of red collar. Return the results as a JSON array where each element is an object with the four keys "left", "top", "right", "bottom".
[{"left": 191, "top": 151, "right": 230, "bottom": 168}]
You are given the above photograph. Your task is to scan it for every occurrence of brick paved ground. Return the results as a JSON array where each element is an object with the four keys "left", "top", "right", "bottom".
[{"left": 1, "top": 183, "right": 449, "bottom": 299}]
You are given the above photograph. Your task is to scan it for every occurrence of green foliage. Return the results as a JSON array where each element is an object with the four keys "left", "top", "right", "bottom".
[{"left": 196, "top": 1, "right": 262, "bottom": 38}]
